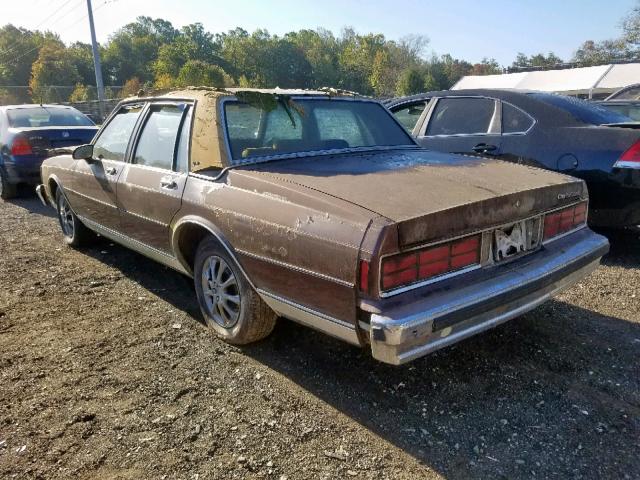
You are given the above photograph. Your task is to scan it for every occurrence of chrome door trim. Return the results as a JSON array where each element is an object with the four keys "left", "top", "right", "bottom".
[
  {"left": 257, "top": 289, "right": 360, "bottom": 346},
  {"left": 79, "top": 215, "right": 189, "bottom": 276}
]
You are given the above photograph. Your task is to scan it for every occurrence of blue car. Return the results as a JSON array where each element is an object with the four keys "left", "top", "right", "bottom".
[{"left": 0, "top": 104, "right": 99, "bottom": 199}]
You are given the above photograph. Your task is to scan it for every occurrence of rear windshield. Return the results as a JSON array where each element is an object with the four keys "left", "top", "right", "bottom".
[
  {"left": 7, "top": 107, "right": 94, "bottom": 128},
  {"left": 224, "top": 98, "right": 415, "bottom": 163},
  {"left": 528, "top": 93, "right": 630, "bottom": 125},
  {"left": 596, "top": 103, "right": 640, "bottom": 122}
]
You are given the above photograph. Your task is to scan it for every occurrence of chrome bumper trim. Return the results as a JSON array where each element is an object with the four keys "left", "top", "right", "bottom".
[
  {"left": 35, "top": 184, "right": 49, "bottom": 207},
  {"left": 369, "top": 230, "right": 609, "bottom": 365}
]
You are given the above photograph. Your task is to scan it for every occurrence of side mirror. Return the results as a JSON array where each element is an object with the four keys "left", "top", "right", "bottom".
[{"left": 72, "top": 144, "right": 94, "bottom": 161}]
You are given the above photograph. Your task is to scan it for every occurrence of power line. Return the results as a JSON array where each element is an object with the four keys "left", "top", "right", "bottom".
[
  {"left": 0, "top": 0, "right": 83, "bottom": 61},
  {"left": 1, "top": 0, "right": 111, "bottom": 68}
]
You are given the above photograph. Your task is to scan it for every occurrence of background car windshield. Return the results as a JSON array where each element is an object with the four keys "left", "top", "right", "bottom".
[
  {"left": 529, "top": 93, "right": 630, "bottom": 125},
  {"left": 7, "top": 107, "right": 94, "bottom": 128},
  {"left": 224, "top": 99, "right": 415, "bottom": 162}
]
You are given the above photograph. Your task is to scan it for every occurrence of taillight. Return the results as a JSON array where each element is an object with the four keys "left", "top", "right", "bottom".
[
  {"left": 11, "top": 136, "right": 32, "bottom": 156},
  {"left": 381, "top": 235, "right": 481, "bottom": 291},
  {"left": 543, "top": 202, "right": 587, "bottom": 241},
  {"left": 614, "top": 140, "right": 640, "bottom": 169},
  {"left": 359, "top": 260, "right": 370, "bottom": 294}
]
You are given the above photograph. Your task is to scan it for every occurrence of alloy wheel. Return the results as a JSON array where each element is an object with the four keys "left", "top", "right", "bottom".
[
  {"left": 58, "top": 195, "right": 74, "bottom": 238},
  {"left": 201, "top": 255, "right": 241, "bottom": 328}
]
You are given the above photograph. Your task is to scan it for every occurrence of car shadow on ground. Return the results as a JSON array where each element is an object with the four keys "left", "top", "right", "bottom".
[
  {"left": 73, "top": 233, "right": 640, "bottom": 479},
  {"left": 5, "top": 190, "right": 55, "bottom": 217},
  {"left": 597, "top": 227, "right": 640, "bottom": 268}
]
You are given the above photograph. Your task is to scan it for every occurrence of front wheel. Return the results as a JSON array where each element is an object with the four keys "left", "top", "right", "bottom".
[
  {"left": 55, "top": 189, "right": 94, "bottom": 247},
  {"left": 194, "top": 237, "right": 277, "bottom": 345}
]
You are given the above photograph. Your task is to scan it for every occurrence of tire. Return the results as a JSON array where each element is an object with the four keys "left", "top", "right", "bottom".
[
  {"left": 0, "top": 167, "right": 17, "bottom": 200},
  {"left": 194, "top": 237, "right": 277, "bottom": 345},
  {"left": 55, "top": 188, "right": 94, "bottom": 247}
]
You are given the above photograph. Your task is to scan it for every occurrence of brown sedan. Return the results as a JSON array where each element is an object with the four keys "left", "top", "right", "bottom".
[{"left": 36, "top": 88, "right": 609, "bottom": 365}]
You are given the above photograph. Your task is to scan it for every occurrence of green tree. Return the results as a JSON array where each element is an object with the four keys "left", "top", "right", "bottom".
[
  {"left": 176, "top": 60, "right": 232, "bottom": 87},
  {"left": 396, "top": 67, "right": 426, "bottom": 95},
  {"left": 29, "top": 39, "right": 80, "bottom": 102}
]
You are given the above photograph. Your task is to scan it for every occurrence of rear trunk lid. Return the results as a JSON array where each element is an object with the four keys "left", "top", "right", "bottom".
[
  {"left": 238, "top": 148, "right": 586, "bottom": 246},
  {"left": 9, "top": 126, "right": 98, "bottom": 156}
]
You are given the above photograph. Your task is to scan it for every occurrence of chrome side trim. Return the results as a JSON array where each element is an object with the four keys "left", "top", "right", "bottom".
[
  {"left": 79, "top": 216, "right": 189, "bottom": 276},
  {"left": 257, "top": 289, "right": 360, "bottom": 346},
  {"left": 236, "top": 248, "right": 354, "bottom": 288},
  {"left": 64, "top": 187, "right": 119, "bottom": 209}
]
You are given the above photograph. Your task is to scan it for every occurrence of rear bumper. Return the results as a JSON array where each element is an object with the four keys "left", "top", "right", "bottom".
[
  {"left": 369, "top": 228, "right": 609, "bottom": 365},
  {"left": 3, "top": 160, "right": 43, "bottom": 185}
]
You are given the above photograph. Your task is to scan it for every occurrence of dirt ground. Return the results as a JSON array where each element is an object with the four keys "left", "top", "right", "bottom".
[{"left": 0, "top": 195, "right": 639, "bottom": 480}]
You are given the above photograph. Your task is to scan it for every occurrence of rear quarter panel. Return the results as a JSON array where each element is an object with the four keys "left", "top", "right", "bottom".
[{"left": 174, "top": 172, "right": 379, "bottom": 324}]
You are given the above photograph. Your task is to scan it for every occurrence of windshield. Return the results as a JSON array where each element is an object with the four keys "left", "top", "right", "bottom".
[
  {"left": 7, "top": 106, "right": 95, "bottom": 128},
  {"left": 224, "top": 98, "right": 415, "bottom": 163},
  {"left": 528, "top": 93, "right": 631, "bottom": 125}
]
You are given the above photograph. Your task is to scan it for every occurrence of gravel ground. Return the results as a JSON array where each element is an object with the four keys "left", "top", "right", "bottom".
[{"left": 1, "top": 195, "right": 639, "bottom": 480}]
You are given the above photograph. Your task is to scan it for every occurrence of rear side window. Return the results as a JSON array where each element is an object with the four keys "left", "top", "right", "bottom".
[
  {"left": 392, "top": 101, "right": 428, "bottom": 132},
  {"left": 502, "top": 103, "right": 534, "bottom": 133},
  {"left": 93, "top": 105, "right": 143, "bottom": 162},
  {"left": 7, "top": 106, "right": 94, "bottom": 128},
  {"left": 426, "top": 98, "right": 496, "bottom": 136},
  {"left": 133, "top": 104, "right": 186, "bottom": 170}
]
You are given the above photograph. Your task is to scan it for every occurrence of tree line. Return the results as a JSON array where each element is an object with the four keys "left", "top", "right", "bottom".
[{"left": 0, "top": 1, "right": 638, "bottom": 104}]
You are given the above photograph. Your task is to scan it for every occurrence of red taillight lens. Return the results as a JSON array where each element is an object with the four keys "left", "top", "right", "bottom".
[
  {"left": 615, "top": 140, "right": 640, "bottom": 168},
  {"left": 11, "top": 136, "right": 32, "bottom": 156},
  {"left": 359, "top": 260, "right": 370, "bottom": 293},
  {"left": 381, "top": 235, "right": 481, "bottom": 291},
  {"left": 543, "top": 202, "right": 588, "bottom": 241}
]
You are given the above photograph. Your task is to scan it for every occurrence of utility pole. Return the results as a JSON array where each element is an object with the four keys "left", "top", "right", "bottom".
[{"left": 86, "top": 0, "right": 105, "bottom": 118}]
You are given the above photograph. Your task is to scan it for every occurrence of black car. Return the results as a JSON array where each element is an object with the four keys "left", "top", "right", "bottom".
[
  {"left": 0, "top": 104, "right": 99, "bottom": 199},
  {"left": 385, "top": 90, "right": 640, "bottom": 228}
]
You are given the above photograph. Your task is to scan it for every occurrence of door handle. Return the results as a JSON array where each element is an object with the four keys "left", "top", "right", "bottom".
[
  {"left": 472, "top": 143, "right": 498, "bottom": 154},
  {"left": 105, "top": 167, "right": 117, "bottom": 175},
  {"left": 160, "top": 177, "right": 178, "bottom": 190}
]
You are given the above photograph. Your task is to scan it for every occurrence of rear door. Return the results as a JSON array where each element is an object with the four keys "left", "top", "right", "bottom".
[
  {"left": 116, "top": 101, "right": 192, "bottom": 253},
  {"left": 70, "top": 103, "right": 143, "bottom": 230},
  {"left": 415, "top": 96, "right": 502, "bottom": 156}
]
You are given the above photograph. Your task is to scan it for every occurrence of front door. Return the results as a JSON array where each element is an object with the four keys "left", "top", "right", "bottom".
[
  {"left": 117, "top": 103, "right": 192, "bottom": 253},
  {"left": 416, "top": 96, "right": 502, "bottom": 157},
  {"left": 69, "top": 104, "right": 144, "bottom": 230}
]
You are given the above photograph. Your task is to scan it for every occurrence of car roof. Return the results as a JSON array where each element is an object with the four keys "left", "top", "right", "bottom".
[
  {"left": 124, "top": 86, "right": 366, "bottom": 104},
  {"left": 0, "top": 104, "right": 79, "bottom": 110},
  {"left": 384, "top": 89, "right": 545, "bottom": 107}
]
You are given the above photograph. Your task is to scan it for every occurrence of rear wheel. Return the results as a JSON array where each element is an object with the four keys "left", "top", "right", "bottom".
[
  {"left": 55, "top": 189, "right": 93, "bottom": 247},
  {"left": 194, "top": 237, "right": 277, "bottom": 345},
  {"left": 0, "top": 167, "right": 17, "bottom": 200}
]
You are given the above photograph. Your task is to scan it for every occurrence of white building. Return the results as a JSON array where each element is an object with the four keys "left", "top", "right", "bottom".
[{"left": 452, "top": 63, "right": 640, "bottom": 98}]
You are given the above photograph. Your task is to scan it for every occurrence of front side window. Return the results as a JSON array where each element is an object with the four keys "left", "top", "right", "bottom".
[
  {"left": 224, "top": 99, "right": 415, "bottom": 163},
  {"left": 134, "top": 104, "right": 186, "bottom": 170},
  {"left": 392, "top": 101, "right": 428, "bottom": 132},
  {"left": 93, "top": 104, "right": 143, "bottom": 162},
  {"left": 426, "top": 97, "right": 496, "bottom": 136},
  {"left": 502, "top": 103, "right": 534, "bottom": 134}
]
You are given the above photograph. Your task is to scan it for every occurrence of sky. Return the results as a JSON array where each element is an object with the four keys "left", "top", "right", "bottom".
[{"left": 2, "top": 0, "right": 637, "bottom": 66}]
